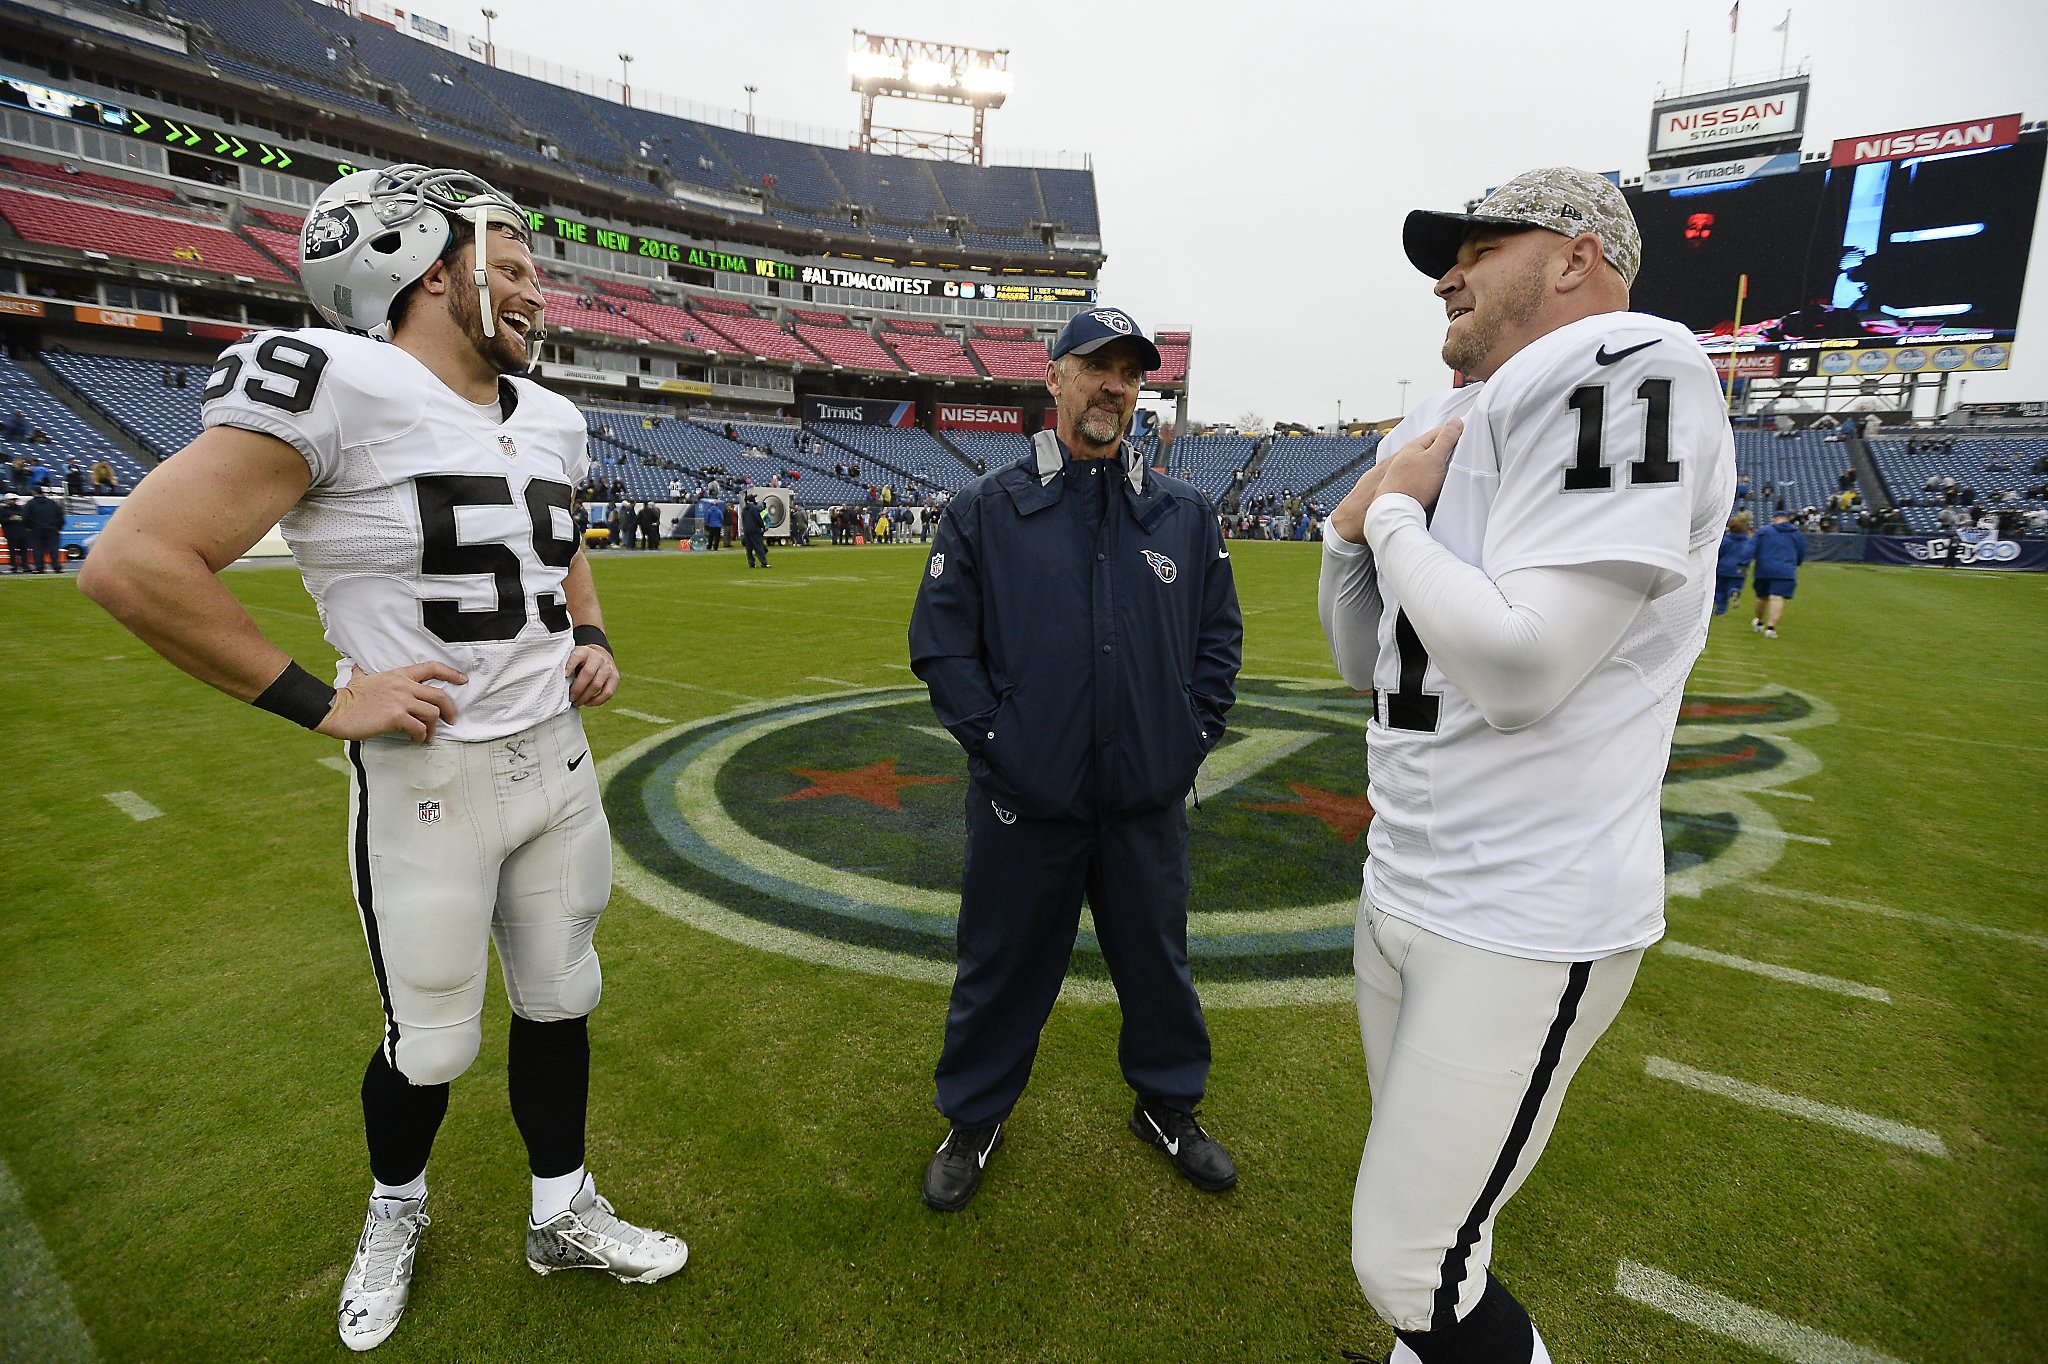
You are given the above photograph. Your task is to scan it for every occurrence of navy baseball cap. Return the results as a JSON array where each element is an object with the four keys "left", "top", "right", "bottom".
[{"left": 1048, "top": 307, "right": 1162, "bottom": 371}]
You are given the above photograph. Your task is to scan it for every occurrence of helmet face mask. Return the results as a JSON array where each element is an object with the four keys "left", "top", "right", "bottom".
[{"left": 298, "top": 164, "right": 530, "bottom": 342}]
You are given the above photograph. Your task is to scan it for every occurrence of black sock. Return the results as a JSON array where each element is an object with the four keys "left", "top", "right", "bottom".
[
  {"left": 1396, "top": 1272, "right": 1535, "bottom": 1364},
  {"left": 507, "top": 1014, "right": 590, "bottom": 1178},
  {"left": 360, "top": 1049, "right": 450, "bottom": 1188}
]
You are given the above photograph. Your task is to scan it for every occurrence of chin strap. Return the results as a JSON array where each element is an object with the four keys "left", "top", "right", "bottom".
[{"left": 469, "top": 203, "right": 496, "bottom": 338}]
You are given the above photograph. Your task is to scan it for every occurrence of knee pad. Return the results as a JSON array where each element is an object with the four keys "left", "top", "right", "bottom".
[
  {"left": 1353, "top": 1241, "right": 1436, "bottom": 1335},
  {"left": 519, "top": 951, "right": 602, "bottom": 1023},
  {"left": 392, "top": 1019, "right": 483, "bottom": 1086}
]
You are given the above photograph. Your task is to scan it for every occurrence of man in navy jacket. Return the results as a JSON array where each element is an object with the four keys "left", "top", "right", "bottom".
[
  {"left": 1750, "top": 512, "right": 1806, "bottom": 638},
  {"left": 908, "top": 307, "right": 1242, "bottom": 1211}
]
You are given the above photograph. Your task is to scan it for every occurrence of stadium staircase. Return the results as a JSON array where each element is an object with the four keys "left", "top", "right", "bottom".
[
  {"left": 928, "top": 429, "right": 985, "bottom": 479},
  {"left": 1842, "top": 432, "right": 1896, "bottom": 511},
  {"left": 14, "top": 352, "right": 158, "bottom": 473},
  {"left": 800, "top": 423, "right": 920, "bottom": 488}
]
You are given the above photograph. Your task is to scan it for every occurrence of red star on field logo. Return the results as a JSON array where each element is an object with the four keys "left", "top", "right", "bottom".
[
  {"left": 1243, "top": 782, "right": 1376, "bottom": 844},
  {"left": 780, "top": 758, "right": 957, "bottom": 811}
]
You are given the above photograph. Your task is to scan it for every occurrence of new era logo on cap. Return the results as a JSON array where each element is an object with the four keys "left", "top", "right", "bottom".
[{"left": 1049, "top": 306, "right": 1162, "bottom": 371}]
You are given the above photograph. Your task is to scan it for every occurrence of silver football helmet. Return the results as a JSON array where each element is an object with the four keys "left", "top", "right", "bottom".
[{"left": 298, "top": 164, "right": 530, "bottom": 341}]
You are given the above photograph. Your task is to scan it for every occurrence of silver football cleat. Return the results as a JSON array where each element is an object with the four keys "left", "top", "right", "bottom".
[
  {"left": 338, "top": 1193, "right": 430, "bottom": 1352},
  {"left": 525, "top": 1179, "right": 688, "bottom": 1284}
]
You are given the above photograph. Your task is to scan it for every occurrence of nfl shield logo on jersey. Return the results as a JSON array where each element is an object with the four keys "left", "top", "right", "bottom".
[
  {"left": 929, "top": 552, "right": 945, "bottom": 579},
  {"left": 416, "top": 800, "right": 441, "bottom": 825},
  {"left": 1141, "top": 549, "right": 1178, "bottom": 583},
  {"left": 498, "top": 434, "right": 518, "bottom": 461}
]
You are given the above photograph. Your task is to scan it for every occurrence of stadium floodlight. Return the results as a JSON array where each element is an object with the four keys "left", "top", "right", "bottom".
[
  {"left": 848, "top": 49, "right": 900, "bottom": 83},
  {"left": 849, "top": 30, "right": 1011, "bottom": 164}
]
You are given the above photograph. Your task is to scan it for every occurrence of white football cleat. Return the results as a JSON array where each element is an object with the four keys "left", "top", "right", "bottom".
[
  {"left": 337, "top": 1194, "right": 430, "bottom": 1352},
  {"left": 525, "top": 1179, "right": 688, "bottom": 1284}
]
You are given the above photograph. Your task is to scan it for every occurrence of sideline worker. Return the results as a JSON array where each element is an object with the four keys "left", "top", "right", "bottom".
[{"left": 908, "top": 306, "right": 1243, "bottom": 1211}]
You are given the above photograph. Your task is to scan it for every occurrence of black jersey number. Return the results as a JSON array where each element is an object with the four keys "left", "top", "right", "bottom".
[
  {"left": 1383, "top": 609, "right": 1441, "bottom": 733},
  {"left": 1562, "top": 378, "right": 1679, "bottom": 492},
  {"left": 415, "top": 474, "right": 576, "bottom": 644},
  {"left": 205, "top": 337, "right": 329, "bottom": 414}
]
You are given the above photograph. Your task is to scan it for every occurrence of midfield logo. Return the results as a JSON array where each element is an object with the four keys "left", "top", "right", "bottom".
[{"left": 603, "top": 682, "right": 1831, "bottom": 1008}]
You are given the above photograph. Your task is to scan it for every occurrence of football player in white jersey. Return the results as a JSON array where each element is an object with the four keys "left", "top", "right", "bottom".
[
  {"left": 1317, "top": 168, "right": 1734, "bottom": 1364},
  {"left": 79, "top": 165, "right": 687, "bottom": 1352}
]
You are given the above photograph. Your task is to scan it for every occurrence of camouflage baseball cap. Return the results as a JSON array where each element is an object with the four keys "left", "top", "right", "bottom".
[{"left": 1403, "top": 166, "right": 1641, "bottom": 287}]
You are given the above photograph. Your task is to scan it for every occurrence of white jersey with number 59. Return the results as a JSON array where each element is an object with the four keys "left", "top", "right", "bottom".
[
  {"left": 202, "top": 327, "right": 590, "bottom": 742},
  {"left": 1364, "top": 311, "right": 1735, "bottom": 960}
]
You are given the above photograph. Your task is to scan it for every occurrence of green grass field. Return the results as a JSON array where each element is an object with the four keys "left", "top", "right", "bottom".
[{"left": 2, "top": 543, "right": 2044, "bottom": 1363}]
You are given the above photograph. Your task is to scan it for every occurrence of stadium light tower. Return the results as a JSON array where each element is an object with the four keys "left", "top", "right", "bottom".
[
  {"left": 744, "top": 84, "right": 758, "bottom": 135},
  {"left": 619, "top": 52, "right": 633, "bottom": 109},
  {"left": 848, "top": 30, "right": 1011, "bottom": 165},
  {"left": 479, "top": 8, "right": 496, "bottom": 67}
]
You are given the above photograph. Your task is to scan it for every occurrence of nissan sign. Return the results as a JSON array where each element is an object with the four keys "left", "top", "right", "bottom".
[
  {"left": 936, "top": 404, "right": 1023, "bottom": 432},
  {"left": 1829, "top": 114, "right": 2021, "bottom": 167},
  {"left": 1649, "top": 78, "right": 1807, "bottom": 160}
]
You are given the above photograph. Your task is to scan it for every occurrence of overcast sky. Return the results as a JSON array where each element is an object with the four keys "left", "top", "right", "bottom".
[{"left": 461, "top": 0, "right": 2048, "bottom": 424}]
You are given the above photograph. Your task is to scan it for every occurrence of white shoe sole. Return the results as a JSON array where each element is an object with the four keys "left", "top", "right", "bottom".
[{"left": 527, "top": 1244, "right": 688, "bottom": 1283}]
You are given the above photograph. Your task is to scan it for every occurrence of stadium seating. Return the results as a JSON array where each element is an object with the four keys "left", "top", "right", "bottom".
[
  {"left": 820, "top": 146, "right": 942, "bottom": 223},
  {"left": 879, "top": 318, "right": 938, "bottom": 334},
  {"left": 249, "top": 208, "right": 304, "bottom": 233},
  {"left": 930, "top": 160, "right": 1040, "bottom": 231},
  {"left": 808, "top": 425, "right": 973, "bottom": 492},
  {"left": 792, "top": 324, "right": 901, "bottom": 373},
  {"left": 242, "top": 223, "right": 303, "bottom": 274},
  {"left": 973, "top": 324, "right": 1034, "bottom": 340},
  {"left": 704, "top": 126, "right": 844, "bottom": 212},
  {"left": 1241, "top": 436, "right": 1378, "bottom": 504},
  {"left": 539, "top": 290, "right": 661, "bottom": 343},
  {"left": 0, "top": 189, "right": 293, "bottom": 283},
  {"left": 617, "top": 299, "right": 710, "bottom": 349},
  {"left": 1155, "top": 333, "right": 1190, "bottom": 384},
  {"left": 0, "top": 155, "right": 175, "bottom": 203},
  {"left": 0, "top": 353, "right": 144, "bottom": 487},
  {"left": 597, "top": 279, "right": 658, "bottom": 302},
  {"left": 39, "top": 351, "right": 206, "bottom": 466},
  {"left": 1036, "top": 167, "right": 1101, "bottom": 234},
  {"left": 688, "top": 311, "right": 825, "bottom": 365},
  {"left": 882, "top": 330, "right": 980, "bottom": 378},
  {"left": 789, "top": 309, "right": 849, "bottom": 326},
  {"left": 1167, "top": 435, "right": 1257, "bottom": 501},
  {"left": 968, "top": 338, "right": 1050, "bottom": 381},
  {"left": 687, "top": 295, "right": 757, "bottom": 317},
  {"left": 1868, "top": 435, "right": 2048, "bottom": 532},
  {"left": 945, "top": 431, "right": 1031, "bottom": 476}
]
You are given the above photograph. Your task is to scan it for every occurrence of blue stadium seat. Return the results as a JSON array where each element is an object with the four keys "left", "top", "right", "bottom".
[{"left": 0, "top": 353, "right": 143, "bottom": 487}]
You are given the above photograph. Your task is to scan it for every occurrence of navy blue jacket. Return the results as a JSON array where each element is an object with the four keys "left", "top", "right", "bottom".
[
  {"left": 1753, "top": 520, "right": 1806, "bottom": 578},
  {"left": 1716, "top": 529, "right": 1755, "bottom": 579},
  {"left": 909, "top": 434, "right": 1241, "bottom": 822}
]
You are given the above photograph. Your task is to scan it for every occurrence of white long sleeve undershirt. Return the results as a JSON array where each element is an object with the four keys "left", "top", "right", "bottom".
[{"left": 1321, "top": 494, "right": 1658, "bottom": 733}]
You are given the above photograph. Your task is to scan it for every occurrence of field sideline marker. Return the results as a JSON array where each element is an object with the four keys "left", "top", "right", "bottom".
[
  {"left": 317, "top": 755, "right": 350, "bottom": 774},
  {"left": 1748, "top": 883, "right": 2048, "bottom": 950},
  {"left": 614, "top": 708, "right": 676, "bottom": 725},
  {"left": 0, "top": 1156, "right": 100, "bottom": 1363},
  {"left": 1644, "top": 1056, "right": 1947, "bottom": 1157},
  {"left": 102, "top": 791, "right": 162, "bottom": 822},
  {"left": 807, "top": 676, "right": 862, "bottom": 688},
  {"left": 1659, "top": 940, "right": 1890, "bottom": 1002},
  {"left": 1614, "top": 1260, "right": 1907, "bottom": 1364}
]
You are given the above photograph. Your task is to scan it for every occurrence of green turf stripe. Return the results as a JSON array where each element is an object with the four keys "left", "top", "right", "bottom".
[{"left": 0, "top": 1158, "right": 98, "bottom": 1364}]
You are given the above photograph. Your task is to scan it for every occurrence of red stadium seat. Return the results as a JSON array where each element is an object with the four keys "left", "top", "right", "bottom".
[
  {"left": 793, "top": 323, "right": 901, "bottom": 372},
  {"left": 968, "top": 338, "right": 1050, "bottom": 381},
  {"left": 883, "top": 330, "right": 980, "bottom": 377},
  {"left": 0, "top": 154, "right": 176, "bottom": 203},
  {"left": 538, "top": 289, "right": 663, "bottom": 342},
  {"left": 0, "top": 188, "right": 293, "bottom": 283},
  {"left": 687, "top": 310, "right": 825, "bottom": 363}
]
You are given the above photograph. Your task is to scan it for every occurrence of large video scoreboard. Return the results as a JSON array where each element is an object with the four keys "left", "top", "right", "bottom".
[{"left": 1626, "top": 129, "right": 2042, "bottom": 378}]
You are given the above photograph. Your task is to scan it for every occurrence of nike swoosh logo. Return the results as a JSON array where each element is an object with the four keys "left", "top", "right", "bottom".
[
  {"left": 1595, "top": 339, "right": 1661, "bottom": 365},
  {"left": 567, "top": 751, "right": 588, "bottom": 771},
  {"left": 1145, "top": 1112, "right": 1180, "bottom": 1156}
]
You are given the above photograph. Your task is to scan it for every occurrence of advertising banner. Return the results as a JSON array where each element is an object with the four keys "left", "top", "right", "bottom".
[
  {"left": 1711, "top": 352, "right": 1782, "bottom": 381},
  {"left": 1864, "top": 535, "right": 2048, "bottom": 570},
  {"left": 936, "top": 403, "right": 1023, "bottom": 432},
  {"left": 72, "top": 306, "right": 162, "bottom": 331},
  {"left": 0, "top": 296, "right": 46, "bottom": 317},
  {"left": 802, "top": 395, "right": 916, "bottom": 427},
  {"left": 1829, "top": 114, "right": 2022, "bottom": 167},
  {"left": 1649, "top": 79, "right": 1806, "bottom": 158},
  {"left": 1643, "top": 152, "right": 1801, "bottom": 191}
]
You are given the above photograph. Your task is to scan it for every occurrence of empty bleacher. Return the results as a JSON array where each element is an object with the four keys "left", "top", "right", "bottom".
[
  {"left": 882, "top": 330, "right": 980, "bottom": 378},
  {"left": 39, "top": 351, "right": 207, "bottom": 465},
  {"left": 968, "top": 338, "right": 1050, "bottom": 381},
  {"left": 0, "top": 187, "right": 293, "bottom": 283},
  {"left": 792, "top": 323, "right": 900, "bottom": 373},
  {"left": 0, "top": 353, "right": 145, "bottom": 487}
]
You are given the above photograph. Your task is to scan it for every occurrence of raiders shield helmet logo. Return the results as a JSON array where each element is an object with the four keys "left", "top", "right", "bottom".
[{"left": 302, "top": 206, "right": 359, "bottom": 262}]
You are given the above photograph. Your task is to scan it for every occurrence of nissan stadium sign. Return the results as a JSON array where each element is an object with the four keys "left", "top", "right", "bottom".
[
  {"left": 1648, "top": 78, "right": 1807, "bottom": 161},
  {"left": 1828, "top": 114, "right": 2021, "bottom": 167}
]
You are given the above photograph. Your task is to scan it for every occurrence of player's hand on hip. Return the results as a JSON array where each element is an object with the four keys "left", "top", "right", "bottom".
[
  {"left": 318, "top": 661, "right": 466, "bottom": 744},
  {"left": 1370, "top": 419, "right": 1463, "bottom": 515},
  {"left": 565, "top": 644, "right": 619, "bottom": 708}
]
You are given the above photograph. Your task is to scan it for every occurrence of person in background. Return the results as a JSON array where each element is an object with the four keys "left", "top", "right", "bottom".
[
  {"left": 1, "top": 494, "right": 26, "bottom": 572},
  {"left": 639, "top": 499, "right": 660, "bottom": 552},
  {"left": 739, "top": 493, "right": 768, "bottom": 569},
  {"left": 23, "top": 482, "right": 64, "bottom": 573},
  {"left": 1715, "top": 512, "right": 1755, "bottom": 616},
  {"left": 91, "top": 458, "right": 117, "bottom": 495},
  {"left": 1752, "top": 511, "right": 1806, "bottom": 638}
]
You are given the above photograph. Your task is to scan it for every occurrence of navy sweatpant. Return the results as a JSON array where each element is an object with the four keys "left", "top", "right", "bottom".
[{"left": 934, "top": 780, "right": 1210, "bottom": 1127}]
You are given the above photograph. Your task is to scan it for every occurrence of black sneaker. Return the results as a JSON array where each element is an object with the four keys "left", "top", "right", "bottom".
[
  {"left": 1129, "top": 1100, "right": 1238, "bottom": 1192},
  {"left": 922, "top": 1123, "right": 1002, "bottom": 1211}
]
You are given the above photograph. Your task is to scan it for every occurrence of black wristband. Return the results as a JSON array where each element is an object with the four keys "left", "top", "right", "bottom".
[
  {"left": 253, "top": 660, "right": 337, "bottom": 731},
  {"left": 572, "top": 624, "right": 612, "bottom": 655}
]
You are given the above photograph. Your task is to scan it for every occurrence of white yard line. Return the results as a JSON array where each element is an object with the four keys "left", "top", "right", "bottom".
[
  {"left": 806, "top": 676, "right": 863, "bottom": 688},
  {"left": 621, "top": 672, "right": 756, "bottom": 702},
  {"left": 317, "top": 755, "right": 351, "bottom": 774},
  {"left": 1614, "top": 1260, "right": 1908, "bottom": 1364},
  {"left": 882, "top": 662, "right": 915, "bottom": 671},
  {"left": 1755, "top": 789, "right": 1815, "bottom": 801},
  {"left": 1659, "top": 941, "right": 1890, "bottom": 1003},
  {"left": 0, "top": 1157, "right": 100, "bottom": 1363},
  {"left": 1643, "top": 1057, "right": 1947, "bottom": 1157},
  {"left": 1747, "top": 883, "right": 2048, "bottom": 950},
  {"left": 1831, "top": 723, "right": 2048, "bottom": 755},
  {"left": 102, "top": 791, "right": 162, "bottom": 822},
  {"left": 613, "top": 708, "right": 676, "bottom": 725}
]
